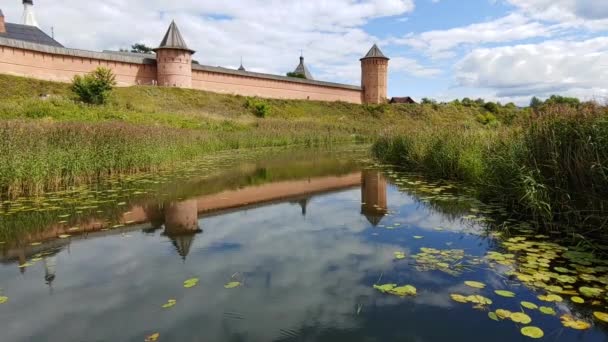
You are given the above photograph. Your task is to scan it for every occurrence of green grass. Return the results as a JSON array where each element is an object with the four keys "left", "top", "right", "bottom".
[
  {"left": 372, "top": 103, "right": 608, "bottom": 235},
  {"left": 0, "top": 74, "right": 502, "bottom": 197}
]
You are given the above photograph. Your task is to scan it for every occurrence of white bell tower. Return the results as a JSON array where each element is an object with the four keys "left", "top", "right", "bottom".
[{"left": 22, "top": 0, "right": 38, "bottom": 27}]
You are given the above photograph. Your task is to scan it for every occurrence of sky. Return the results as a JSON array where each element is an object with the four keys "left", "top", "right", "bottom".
[{"left": 2, "top": 0, "right": 608, "bottom": 105}]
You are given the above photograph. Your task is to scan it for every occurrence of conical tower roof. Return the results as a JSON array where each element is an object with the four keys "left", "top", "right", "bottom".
[
  {"left": 155, "top": 21, "right": 194, "bottom": 54},
  {"left": 361, "top": 44, "right": 389, "bottom": 61},
  {"left": 293, "top": 56, "right": 314, "bottom": 80}
]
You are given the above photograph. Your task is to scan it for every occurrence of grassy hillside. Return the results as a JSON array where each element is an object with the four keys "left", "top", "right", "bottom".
[{"left": 0, "top": 74, "right": 510, "bottom": 197}]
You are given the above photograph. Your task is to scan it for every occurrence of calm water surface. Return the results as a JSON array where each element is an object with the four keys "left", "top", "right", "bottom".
[{"left": 1, "top": 148, "right": 607, "bottom": 341}]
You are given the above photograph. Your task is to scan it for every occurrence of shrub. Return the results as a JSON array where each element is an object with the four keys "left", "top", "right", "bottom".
[
  {"left": 71, "top": 67, "right": 117, "bottom": 105},
  {"left": 245, "top": 98, "right": 271, "bottom": 118}
]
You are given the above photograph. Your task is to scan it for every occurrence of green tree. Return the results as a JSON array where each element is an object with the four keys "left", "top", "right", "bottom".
[
  {"left": 545, "top": 95, "right": 580, "bottom": 107},
  {"left": 530, "top": 96, "right": 543, "bottom": 108},
  {"left": 71, "top": 67, "right": 117, "bottom": 105},
  {"left": 483, "top": 101, "right": 499, "bottom": 114},
  {"left": 286, "top": 72, "right": 306, "bottom": 79},
  {"left": 131, "top": 43, "right": 154, "bottom": 54}
]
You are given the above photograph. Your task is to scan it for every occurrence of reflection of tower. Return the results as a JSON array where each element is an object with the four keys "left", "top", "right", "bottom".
[
  {"left": 361, "top": 170, "right": 388, "bottom": 226},
  {"left": 163, "top": 199, "right": 202, "bottom": 260},
  {"left": 44, "top": 255, "right": 57, "bottom": 287},
  {"left": 298, "top": 198, "right": 309, "bottom": 216}
]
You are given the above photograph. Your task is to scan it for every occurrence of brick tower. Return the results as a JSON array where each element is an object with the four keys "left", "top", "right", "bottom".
[
  {"left": 360, "top": 44, "right": 389, "bottom": 104},
  {"left": 154, "top": 21, "right": 194, "bottom": 88}
]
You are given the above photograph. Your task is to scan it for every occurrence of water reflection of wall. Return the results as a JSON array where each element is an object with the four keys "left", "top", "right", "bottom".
[{"left": 361, "top": 170, "right": 388, "bottom": 226}]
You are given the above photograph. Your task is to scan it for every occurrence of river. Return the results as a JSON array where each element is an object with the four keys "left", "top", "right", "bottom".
[{"left": 0, "top": 147, "right": 607, "bottom": 341}]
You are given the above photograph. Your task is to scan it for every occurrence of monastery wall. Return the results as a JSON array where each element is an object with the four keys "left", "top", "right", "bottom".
[{"left": 0, "top": 37, "right": 363, "bottom": 104}]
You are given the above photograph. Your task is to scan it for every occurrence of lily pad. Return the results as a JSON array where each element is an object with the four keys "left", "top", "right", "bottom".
[
  {"left": 374, "top": 284, "right": 397, "bottom": 293},
  {"left": 183, "top": 278, "right": 199, "bottom": 288},
  {"left": 496, "top": 309, "right": 512, "bottom": 319},
  {"left": 145, "top": 332, "right": 160, "bottom": 342},
  {"left": 594, "top": 312, "right": 608, "bottom": 323},
  {"left": 579, "top": 286, "right": 603, "bottom": 298},
  {"left": 560, "top": 315, "right": 591, "bottom": 330},
  {"left": 488, "top": 312, "right": 499, "bottom": 321},
  {"left": 0, "top": 296, "right": 8, "bottom": 304},
  {"left": 450, "top": 294, "right": 468, "bottom": 303},
  {"left": 464, "top": 281, "right": 486, "bottom": 289},
  {"left": 161, "top": 299, "right": 176, "bottom": 309},
  {"left": 394, "top": 252, "right": 406, "bottom": 260},
  {"left": 521, "top": 326, "right": 544, "bottom": 339},
  {"left": 224, "top": 281, "right": 242, "bottom": 289},
  {"left": 538, "top": 294, "right": 562, "bottom": 302},
  {"left": 511, "top": 312, "right": 532, "bottom": 324},
  {"left": 571, "top": 296, "right": 585, "bottom": 304},
  {"left": 58, "top": 234, "right": 71, "bottom": 239},
  {"left": 539, "top": 306, "right": 556, "bottom": 315},
  {"left": 389, "top": 285, "right": 417, "bottom": 297},
  {"left": 495, "top": 290, "right": 516, "bottom": 298},
  {"left": 521, "top": 301, "right": 538, "bottom": 310}
]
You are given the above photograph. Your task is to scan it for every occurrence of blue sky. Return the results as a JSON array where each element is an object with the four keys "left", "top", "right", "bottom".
[{"left": 2, "top": 0, "right": 608, "bottom": 105}]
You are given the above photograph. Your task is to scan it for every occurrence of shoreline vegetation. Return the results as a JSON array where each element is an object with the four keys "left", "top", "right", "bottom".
[
  {"left": 0, "top": 73, "right": 491, "bottom": 197},
  {"left": 373, "top": 103, "right": 608, "bottom": 236}
]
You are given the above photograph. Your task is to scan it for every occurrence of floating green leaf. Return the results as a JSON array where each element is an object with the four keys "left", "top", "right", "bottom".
[
  {"left": 161, "top": 299, "right": 176, "bottom": 309},
  {"left": 388, "top": 285, "right": 417, "bottom": 297},
  {"left": 394, "top": 251, "right": 406, "bottom": 260},
  {"left": 521, "top": 301, "right": 538, "bottom": 310},
  {"left": 145, "top": 332, "right": 160, "bottom": 342},
  {"left": 496, "top": 309, "right": 512, "bottom": 319},
  {"left": 539, "top": 306, "right": 556, "bottom": 315},
  {"left": 594, "top": 312, "right": 608, "bottom": 323},
  {"left": 495, "top": 290, "right": 516, "bottom": 298},
  {"left": 464, "top": 281, "right": 486, "bottom": 289},
  {"left": 521, "top": 326, "right": 544, "bottom": 339},
  {"left": 511, "top": 312, "right": 532, "bottom": 324},
  {"left": 571, "top": 296, "right": 585, "bottom": 304},
  {"left": 0, "top": 296, "right": 8, "bottom": 304},
  {"left": 373, "top": 284, "right": 396, "bottom": 293},
  {"left": 560, "top": 314, "right": 591, "bottom": 330},
  {"left": 488, "top": 312, "right": 499, "bottom": 321},
  {"left": 183, "top": 278, "right": 199, "bottom": 288},
  {"left": 224, "top": 281, "right": 242, "bottom": 289},
  {"left": 579, "top": 286, "right": 603, "bottom": 298}
]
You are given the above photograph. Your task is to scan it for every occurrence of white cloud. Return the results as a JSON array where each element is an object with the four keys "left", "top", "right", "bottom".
[
  {"left": 455, "top": 37, "right": 608, "bottom": 100},
  {"left": 0, "top": 0, "right": 415, "bottom": 84},
  {"left": 391, "top": 13, "right": 556, "bottom": 58},
  {"left": 507, "top": 0, "right": 608, "bottom": 29}
]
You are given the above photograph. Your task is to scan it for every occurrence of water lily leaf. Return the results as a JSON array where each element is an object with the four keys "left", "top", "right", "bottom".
[
  {"left": 224, "top": 281, "right": 242, "bottom": 289},
  {"left": 594, "top": 312, "right": 608, "bottom": 323},
  {"left": 560, "top": 314, "right": 591, "bottom": 330},
  {"left": 374, "top": 284, "right": 396, "bottom": 293},
  {"left": 18, "top": 263, "right": 32, "bottom": 268},
  {"left": 579, "top": 286, "right": 603, "bottom": 298},
  {"left": 450, "top": 294, "right": 468, "bottom": 303},
  {"left": 571, "top": 296, "right": 585, "bottom": 304},
  {"left": 521, "top": 301, "right": 538, "bottom": 310},
  {"left": 183, "top": 278, "right": 199, "bottom": 288},
  {"left": 394, "top": 252, "right": 406, "bottom": 260},
  {"left": 464, "top": 281, "right": 486, "bottom": 289},
  {"left": 30, "top": 242, "right": 41, "bottom": 246},
  {"left": 495, "top": 290, "right": 516, "bottom": 298},
  {"left": 161, "top": 299, "right": 176, "bottom": 309},
  {"left": 145, "top": 332, "right": 160, "bottom": 342},
  {"left": 0, "top": 296, "right": 8, "bottom": 304},
  {"left": 488, "top": 312, "right": 499, "bottom": 321},
  {"left": 413, "top": 236, "right": 424, "bottom": 239},
  {"left": 511, "top": 312, "right": 532, "bottom": 324},
  {"left": 538, "top": 294, "right": 562, "bottom": 302},
  {"left": 521, "top": 326, "right": 544, "bottom": 339},
  {"left": 539, "top": 306, "right": 556, "bottom": 315},
  {"left": 466, "top": 295, "right": 492, "bottom": 305},
  {"left": 388, "top": 285, "right": 417, "bottom": 297},
  {"left": 496, "top": 309, "right": 512, "bottom": 319}
]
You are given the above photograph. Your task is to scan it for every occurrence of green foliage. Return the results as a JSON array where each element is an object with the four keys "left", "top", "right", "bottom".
[
  {"left": 372, "top": 104, "right": 608, "bottom": 234},
  {"left": 544, "top": 95, "right": 580, "bottom": 107},
  {"left": 476, "top": 112, "right": 498, "bottom": 126},
  {"left": 286, "top": 72, "right": 306, "bottom": 79},
  {"left": 71, "top": 67, "right": 117, "bottom": 105},
  {"left": 245, "top": 98, "right": 271, "bottom": 118},
  {"left": 483, "top": 102, "right": 499, "bottom": 114},
  {"left": 530, "top": 96, "right": 543, "bottom": 108},
  {"left": 130, "top": 43, "right": 155, "bottom": 54}
]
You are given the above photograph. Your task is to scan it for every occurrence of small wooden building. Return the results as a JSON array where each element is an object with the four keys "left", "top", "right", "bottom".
[{"left": 389, "top": 96, "right": 416, "bottom": 104}]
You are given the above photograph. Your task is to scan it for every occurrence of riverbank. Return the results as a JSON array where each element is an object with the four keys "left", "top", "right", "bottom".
[
  {"left": 372, "top": 104, "right": 608, "bottom": 235},
  {"left": 0, "top": 74, "right": 493, "bottom": 197}
]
